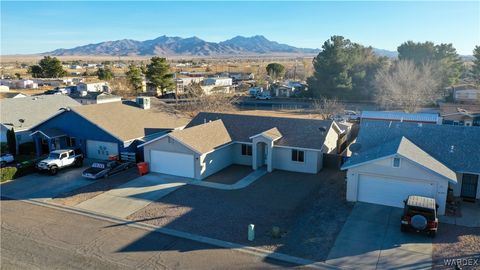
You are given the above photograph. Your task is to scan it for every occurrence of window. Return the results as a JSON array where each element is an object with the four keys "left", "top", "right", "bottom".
[
  {"left": 291, "top": 149, "right": 304, "bottom": 162},
  {"left": 393, "top": 157, "right": 401, "bottom": 168},
  {"left": 241, "top": 144, "right": 252, "bottom": 156},
  {"left": 60, "top": 153, "right": 67, "bottom": 159}
]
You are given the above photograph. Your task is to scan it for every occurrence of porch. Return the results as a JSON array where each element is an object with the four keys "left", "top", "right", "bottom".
[{"left": 30, "top": 128, "right": 80, "bottom": 156}]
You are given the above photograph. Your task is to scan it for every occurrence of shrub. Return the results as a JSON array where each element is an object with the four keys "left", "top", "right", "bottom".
[
  {"left": 0, "top": 167, "right": 17, "bottom": 182},
  {"left": 18, "top": 142, "right": 36, "bottom": 155}
]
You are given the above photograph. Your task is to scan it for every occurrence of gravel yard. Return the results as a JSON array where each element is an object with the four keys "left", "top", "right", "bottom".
[
  {"left": 432, "top": 224, "right": 480, "bottom": 269},
  {"left": 202, "top": 165, "right": 253, "bottom": 185},
  {"left": 50, "top": 168, "right": 139, "bottom": 206},
  {"left": 127, "top": 169, "right": 352, "bottom": 261}
]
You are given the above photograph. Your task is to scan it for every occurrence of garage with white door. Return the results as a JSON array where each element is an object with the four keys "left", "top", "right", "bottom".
[
  {"left": 150, "top": 150, "right": 195, "bottom": 178},
  {"left": 86, "top": 140, "right": 119, "bottom": 160},
  {"left": 357, "top": 174, "right": 436, "bottom": 208}
]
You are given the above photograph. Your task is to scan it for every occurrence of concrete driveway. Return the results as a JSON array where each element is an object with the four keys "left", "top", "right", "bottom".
[
  {"left": 1, "top": 165, "right": 92, "bottom": 200},
  {"left": 75, "top": 175, "right": 186, "bottom": 218},
  {"left": 326, "top": 202, "right": 432, "bottom": 270}
]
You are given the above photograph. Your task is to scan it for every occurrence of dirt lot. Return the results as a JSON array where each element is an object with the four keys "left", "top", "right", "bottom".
[
  {"left": 127, "top": 169, "right": 352, "bottom": 261},
  {"left": 202, "top": 165, "right": 253, "bottom": 184},
  {"left": 50, "top": 168, "right": 139, "bottom": 206},
  {"left": 432, "top": 224, "right": 480, "bottom": 269}
]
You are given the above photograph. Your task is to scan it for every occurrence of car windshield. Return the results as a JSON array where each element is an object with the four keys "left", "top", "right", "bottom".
[{"left": 48, "top": 153, "right": 60, "bottom": 159}]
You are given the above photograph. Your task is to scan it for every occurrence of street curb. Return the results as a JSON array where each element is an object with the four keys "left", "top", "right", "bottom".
[{"left": 18, "top": 198, "right": 340, "bottom": 270}]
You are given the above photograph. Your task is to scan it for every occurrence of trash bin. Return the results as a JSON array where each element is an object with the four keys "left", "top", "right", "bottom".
[{"left": 137, "top": 162, "right": 149, "bottom": 176}]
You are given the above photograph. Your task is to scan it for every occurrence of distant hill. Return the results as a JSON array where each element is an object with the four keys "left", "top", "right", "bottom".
[
  {"left": 45, "top": 35, "right": 403, "bottom": 58},
  {"left": 46, "top": 35, "right": 319, "bottom": 56}
]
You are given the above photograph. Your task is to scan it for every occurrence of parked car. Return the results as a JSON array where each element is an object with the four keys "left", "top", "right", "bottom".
[
  {"left": 0, "top": 153, "right": 14, "bottom": 167},
  {"left": 37, "top": 149, "right": 84, "bottom": 175},
  {"left": 256, "top": 92, "right": 271, "bottom": 100},
  {"left": 82, "top": 160, "right": 133, "bottom": 179},
  {"left": 400, "top": 195, "right": 439, "bottom": 238}
]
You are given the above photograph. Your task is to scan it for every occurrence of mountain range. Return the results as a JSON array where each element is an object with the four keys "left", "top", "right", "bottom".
[{"left": 45, "top": 35, "right": 399, "bottom": 58}]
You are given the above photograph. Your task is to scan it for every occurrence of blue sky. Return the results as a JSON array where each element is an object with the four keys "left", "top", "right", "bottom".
[{"left": 1, "top": 1, "right": 479, "bottom": 55}]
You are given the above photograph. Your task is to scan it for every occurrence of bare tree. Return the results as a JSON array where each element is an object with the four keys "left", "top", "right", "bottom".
[
  {"left": 176, "top": 85, "right": 239, "bottom": 118},
  {"left": 375, "top": 60, "right": 441, "bottom": 112},
  {"left": 312, "top": 98, "right": 345, "bottom": 120}
]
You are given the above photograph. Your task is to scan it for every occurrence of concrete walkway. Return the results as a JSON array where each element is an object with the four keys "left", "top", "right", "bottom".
[
  {"left": 439, "top": 200, "right": 480, "bottom": 227},
  {"left": 326, "top": 203, "right": 432, "bottom": 270},
  {"left": 141, "top": 167, "right": 268, "bottom": 190},
  {"left": 75, "top": 176, "right": 186, "bottom": 218}
]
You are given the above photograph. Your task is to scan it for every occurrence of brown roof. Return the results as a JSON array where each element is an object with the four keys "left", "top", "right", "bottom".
[
  {"left": 255, "top": 127, "right": 282, "bottom": 141},
  {"left": 440, "top": 103, "right": 480, "bottom": 121},
  {"left": 186, "top": 112, "right": 335, "bottom": 150},
  {"left": 71, "top": 102, "right": 190, "bottom": 141},
  {"left": 169, "top": 119, "right": 232, "bottom": 153}
]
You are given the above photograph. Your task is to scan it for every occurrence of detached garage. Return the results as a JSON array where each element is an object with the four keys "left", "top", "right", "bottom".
[{"left": 343, "top": 137, "right": 458, "bottom": 215}]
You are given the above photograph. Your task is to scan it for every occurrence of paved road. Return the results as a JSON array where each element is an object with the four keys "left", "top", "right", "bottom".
[
  {"left": 1, "top": 200, "right": 302, "bottom": 270},
  {"left": 326, "top": 203, "right": 432, "bottom": 270}
]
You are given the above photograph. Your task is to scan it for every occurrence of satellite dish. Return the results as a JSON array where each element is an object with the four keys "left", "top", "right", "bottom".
[{"left": 349, "top": 143, "right": 362, "bottom": 153}]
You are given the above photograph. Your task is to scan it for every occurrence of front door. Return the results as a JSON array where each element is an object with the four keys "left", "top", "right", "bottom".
[
  {"left": 264, "top": 146, "right": 268, "bottom": 164},
  {"left": 461, "top": 174, "right": 479, "bottom": 200}
]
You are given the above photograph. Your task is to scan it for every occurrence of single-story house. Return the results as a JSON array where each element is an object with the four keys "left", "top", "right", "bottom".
[
  {"left": 139, "top": 112, "right": 346, "bottom": 179},
  {"left": 0, "top": 95, "right": 81, "bottom": 151},
  {"left": 342, "top": 120, "right": 480, "bottom": 215},
  {"left": 70, "top": 91, "right": 122, "bottom": 105},
  {"left": 440, "top": 103, "right": 480, "bottom": 127},
  {"left": 76, "top": 82, "right": 109, "bottom": 93},
  {"left": 30, "top": 102, "right": 189, "bottom": 160},
  {"left": 361, "top": 111, "right": 441, "bottom": 124}
]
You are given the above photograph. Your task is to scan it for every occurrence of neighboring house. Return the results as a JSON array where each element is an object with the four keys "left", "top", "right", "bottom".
[
  {"left": 175, "top": 76, "right": 204, "bottom": 95},
  {"left": 272, "top": 84, "right": 295, "bottom": 97},
  {"left": 139, "top": 112, "right": 345, "bottom": 179},
  {"left": 0, "top": 79, "right": 38, "bottom": 89},
  {"left": 76, "top": 82, "right": 109, "bottom": 93},
  {"left": 440, "top": 103, "right": 480, "bottom": 126},
  {"left": 360, "top": 111, "right": 441, "bottom": 124},
  {"left": 0, "top": 95, "right": 81, "bottom": 150},
  {"left": 203, "top": 77, "right": 232, "bottom": 87},
  {"left": 452, "top": 85, "right": 480, "bottom": 104},
  {"left": 222, "top": 72, "right": 255, "bottom": 81},
  {"left": 70, "top": 91, "right": 122, "bottom": 105},
  {"left": 341, "top": 120, "right": 480, "bottom": 215},
  {"left": 30, "top": 102, "right": 189, "bottom": 160}
]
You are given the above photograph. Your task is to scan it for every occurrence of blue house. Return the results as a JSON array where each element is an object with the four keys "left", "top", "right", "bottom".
[{"left": 30, "top": 101, "right": 189, "bottom": 160}]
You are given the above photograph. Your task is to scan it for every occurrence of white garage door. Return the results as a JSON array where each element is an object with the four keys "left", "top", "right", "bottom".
[
  {"left": 150, "top": 150, "right": 195, "bottom": 178},
  {"left": 86, "top": 140, "right": 119, "bottom": 160},
  {"left": 358, "top": 174, "right": 436, "bottom": 208}
]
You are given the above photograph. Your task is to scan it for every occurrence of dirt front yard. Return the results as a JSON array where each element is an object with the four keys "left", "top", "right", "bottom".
[
  {"left": 202, "top": 165, "right": 253, "bottom": 185},
  {"left": 50, "top": 168, "right": 139, "bottom": 206},
  {"left": 127, "top": 169, "right": 352, "bottom": 261},
  {"left": 432, "top": 224, "right": 480, "bottom": 269}
]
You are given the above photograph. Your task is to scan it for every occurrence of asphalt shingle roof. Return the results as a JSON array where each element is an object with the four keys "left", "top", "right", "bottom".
[
  {"left": 186, "top": 112, "right": 334, "bottom": 150},
  {"left": 70, "top": 102, "right": 190, "bottom": 142},
  {"left": 169, "top": 119, "right": 232, "bottom": 154},
  {"left": 0, "top": 95, "right": 80, "bottom": 131},
  {"left": 343, "top": 120, "right": 480, "bottom": 174}
]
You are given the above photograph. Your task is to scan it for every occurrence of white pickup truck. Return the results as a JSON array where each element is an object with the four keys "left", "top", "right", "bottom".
[{"left": 37, "top": 149, "right": 84, "bottom": 175}]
